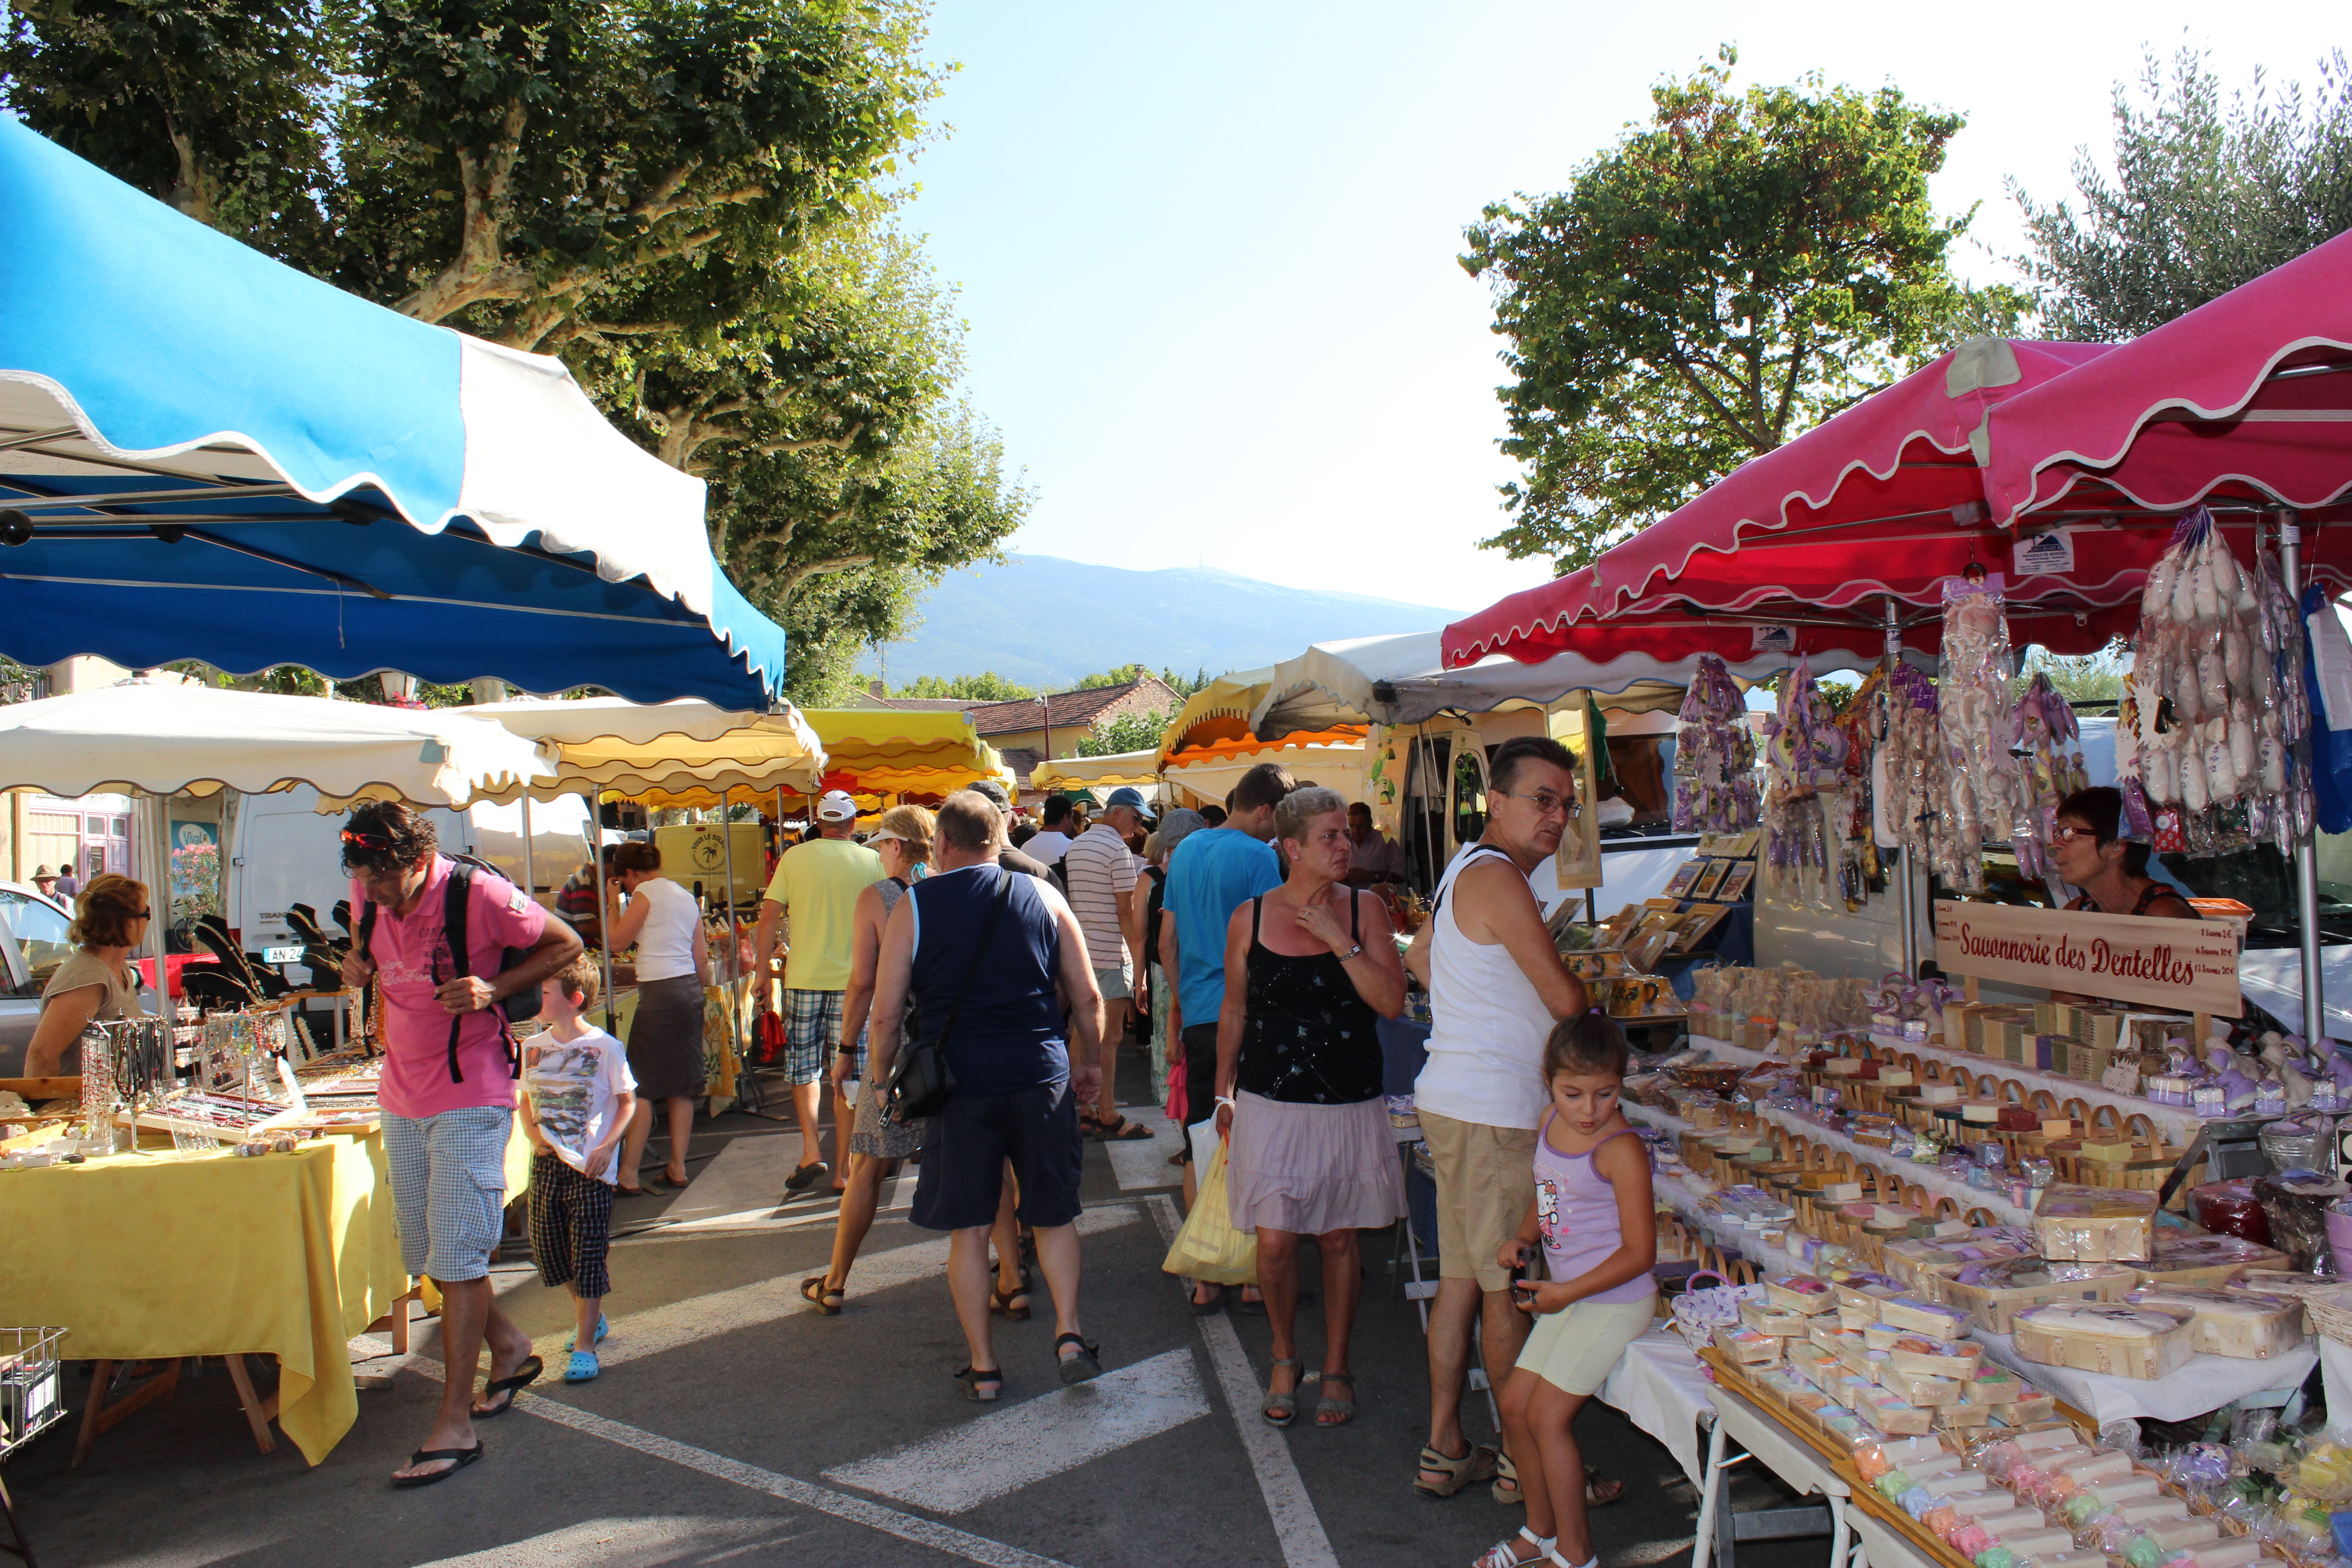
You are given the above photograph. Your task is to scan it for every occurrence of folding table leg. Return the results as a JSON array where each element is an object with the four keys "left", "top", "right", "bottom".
[
  {"left": 0, "top": 1469, "right": 36, "bottom": 1567},
  {"left": 1828, "top": 1493, "right": 1850, "bottom": 1568},
  {"left": 1689, "top": 1414, "right": 1728, "bottom": 1568}
]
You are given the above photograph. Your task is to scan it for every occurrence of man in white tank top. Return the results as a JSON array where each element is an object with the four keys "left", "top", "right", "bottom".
[{"left": 1401, "top": 736, "right": 1594, "bottom": 1506}]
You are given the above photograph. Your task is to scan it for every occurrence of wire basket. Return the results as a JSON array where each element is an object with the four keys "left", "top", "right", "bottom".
[{"left": 0, "top": 1328, "right": 66, "bottom": 1460}]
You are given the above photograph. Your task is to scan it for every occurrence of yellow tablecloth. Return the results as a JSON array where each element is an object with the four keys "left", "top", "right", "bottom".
[
  {"left": 0, "top": 1133, "right": 404, "bottom": 1465},
  {"left": 0, "top": 1116, "right": 538, "bottom": 1465}
]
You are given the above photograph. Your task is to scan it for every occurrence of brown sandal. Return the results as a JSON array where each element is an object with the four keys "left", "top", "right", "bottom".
[
  {"left": 1414, "top": 1441, "right": 1498, "bottom": 1498},
  {"left": 989, "top": 1284, "right": 1031, "bottom": 1320}
]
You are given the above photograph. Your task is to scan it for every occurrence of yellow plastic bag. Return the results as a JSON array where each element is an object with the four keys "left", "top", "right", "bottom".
[{"left": 1161, "top": 1138, "right": 1258, "bottom": 1285}]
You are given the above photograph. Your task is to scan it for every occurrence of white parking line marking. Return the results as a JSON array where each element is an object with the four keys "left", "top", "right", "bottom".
[
  {"left": 824, "top": 1348, "right": 1210, "bottom": 1513},
  {"left": 579, "top": 1204, "right": 1135, "bottom": 1370},
  {"left": 414, "top": 1515, "right": 795, "bottom": 1565},
  {"left": 1101, "top": 1102, "right": 1186, "bottom": 1190},
  {"left": 1147, "top": 1193, "right": 1340, "bottom": 1568},
  {"left": 516, "top": 1393, "right": 1083, "bottom": 1568}
]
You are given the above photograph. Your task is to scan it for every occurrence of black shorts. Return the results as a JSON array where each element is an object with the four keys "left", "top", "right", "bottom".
[
  {"left": 911, "top": 1080, "right": 1086, "bottom": 1232},
  {"left": 1180, "top": 1022, "right": 1220, "bottom": 1164}
]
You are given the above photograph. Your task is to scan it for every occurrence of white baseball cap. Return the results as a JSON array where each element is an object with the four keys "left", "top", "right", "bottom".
[{"left": 816, "top": 789, "right": 858, "bottom": 822}]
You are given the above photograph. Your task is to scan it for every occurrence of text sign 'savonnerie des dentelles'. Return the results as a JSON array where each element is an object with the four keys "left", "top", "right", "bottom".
[{"left": 1932, "top": 899, "right": 2243, "bottom": 1017}]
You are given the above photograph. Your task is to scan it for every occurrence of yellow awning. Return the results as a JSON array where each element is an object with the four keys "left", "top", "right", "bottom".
[
  {"left": 466, "top": 699, "right": 827, "bottom": 804},
  {"left": 804, "top": 710, "right": 1010, "bottom": 796}
]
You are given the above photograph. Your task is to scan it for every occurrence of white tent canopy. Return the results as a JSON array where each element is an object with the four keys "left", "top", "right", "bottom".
[
  {"left": 0, "top": 681, "right": 554, "bottom": 807},
  {"left": 462, "top": 696, "right": 827, "bottom": 804},
  {"left": 1249, "top": 631, "right": 1767, "bottom": 735}
]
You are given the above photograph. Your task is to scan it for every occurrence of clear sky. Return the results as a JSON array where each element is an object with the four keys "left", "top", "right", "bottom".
[{"left": 903, "top": 1, "right": 2341, "bottom": 620}]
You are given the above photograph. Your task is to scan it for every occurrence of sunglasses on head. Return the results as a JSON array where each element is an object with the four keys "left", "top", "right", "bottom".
[{"left": 340, "top": 829, "right": 395, "bottom": 850}]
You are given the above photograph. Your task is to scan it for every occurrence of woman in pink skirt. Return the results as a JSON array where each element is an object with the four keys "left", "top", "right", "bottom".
[{"left": 1215, "top": 785, "right": 1408, "bottom": 1429}]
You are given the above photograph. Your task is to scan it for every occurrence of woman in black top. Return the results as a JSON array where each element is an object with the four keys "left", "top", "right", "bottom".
[{"left": 1214, "top": 787, "right": 1408, "bottom": 1430}]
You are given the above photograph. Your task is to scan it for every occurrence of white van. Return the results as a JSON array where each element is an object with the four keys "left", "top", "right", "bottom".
[{"left": 225, "top": 786, "right": 475, "bottom": 955}]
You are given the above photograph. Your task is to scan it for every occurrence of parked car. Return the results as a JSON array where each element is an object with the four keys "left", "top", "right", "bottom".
[{"left": 0, "top": 882, "right": 74, "bottom": 1078}]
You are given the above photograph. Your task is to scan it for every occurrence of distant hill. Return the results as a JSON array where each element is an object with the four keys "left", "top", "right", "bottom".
[{"left": 870, "top": 554, "right": 1466, "bottom": 688}]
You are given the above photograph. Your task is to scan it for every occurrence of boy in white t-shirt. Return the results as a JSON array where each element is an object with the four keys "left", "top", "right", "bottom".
[{"left": 521, "top": 953, "right": 637, "bottom": 1383}]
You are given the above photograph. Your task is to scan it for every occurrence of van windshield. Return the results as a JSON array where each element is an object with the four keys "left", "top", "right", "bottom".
[{"left": 0, "top": 895, "right": 73, "bottom": 993}]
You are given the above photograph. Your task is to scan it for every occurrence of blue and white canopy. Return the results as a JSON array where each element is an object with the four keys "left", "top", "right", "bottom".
[{"left": 0, "top": 117, "right": 788, "bottom": 707}]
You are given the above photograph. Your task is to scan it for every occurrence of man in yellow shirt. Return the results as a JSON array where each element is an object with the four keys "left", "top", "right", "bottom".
[{"left": 753, "top": 790, "right": 883, "bottom": 1195}]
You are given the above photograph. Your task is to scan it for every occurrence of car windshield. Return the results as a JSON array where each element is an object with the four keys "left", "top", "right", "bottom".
[{"left": 0, "top": 894, "right": 72, "bottom": 994}]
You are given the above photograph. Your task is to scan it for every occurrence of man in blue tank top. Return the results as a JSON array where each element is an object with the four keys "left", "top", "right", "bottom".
[{"left": 868, "top": 791, "right": 1108, "bottom": 1401}]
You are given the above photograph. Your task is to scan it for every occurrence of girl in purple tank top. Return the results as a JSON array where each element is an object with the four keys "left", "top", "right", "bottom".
[{"left": 1475, "top": 1012, "right": 1656, "bottom": 1568}]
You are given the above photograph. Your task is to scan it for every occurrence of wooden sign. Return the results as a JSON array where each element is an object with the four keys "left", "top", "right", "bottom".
[{"left": 1933, "top": 899, "right": 2243, "bottom": 1018}]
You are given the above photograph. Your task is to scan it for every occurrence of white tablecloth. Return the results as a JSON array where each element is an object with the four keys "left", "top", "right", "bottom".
[
  {"left": 1598, "top": 1328, "right": 1718, "bottom": 1486},
  {"left": 1972, "top": 1327, "right": 2313, "bottom": 1426}
]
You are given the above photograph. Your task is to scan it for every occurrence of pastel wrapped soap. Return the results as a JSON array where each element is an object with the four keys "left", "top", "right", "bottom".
[
  {"left": 1887, "top": 1335, "right": 1982, "bottom": 1377},
  {"left": 1881, "top": 1295, "right": 1970, "bottom": 1337},
  {"left": 1765, "top": 1274, "right": 1840, "bottom": 1315}
]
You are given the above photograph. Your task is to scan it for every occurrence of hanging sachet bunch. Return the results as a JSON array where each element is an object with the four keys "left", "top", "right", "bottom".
[
  {"left": 1936, "top": 573, "right": 2025, "bottom": 894},
  {"left": 1884, "top": 662, "right": 1961, "bottom": 886},
  {"left": 1761, "top": 657, "right": 1844, "bottom": 908},
  {"left": 1829, "top": 669, "right": 1886, "bottom": 909},
  {"left": 1672, "top": 653, "right": 1760, "bottom": 833},
  {"left": 2127, "top": 508, "right": 2311, "bottom": 854},
  {"left": 2015, "top": 671, "right": 2087, "bottom": 899}
]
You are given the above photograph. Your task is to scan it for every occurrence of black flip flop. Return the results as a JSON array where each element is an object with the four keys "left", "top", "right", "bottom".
[
  {"left": 392, "top": 1441, "right": 483, "bottom": 1487},
  {"left": 783, "top": 1161, "right": 829, "bottom": 1194},
  {"left": 1189, "top": 1284, "right": 1227, "bottom": 1316},
  {"left": 472, "top": 1354, "right": 543, "bottom": 1418}
]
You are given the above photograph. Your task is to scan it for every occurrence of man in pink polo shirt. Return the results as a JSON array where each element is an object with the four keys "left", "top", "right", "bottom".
[{"left": 338, "top": 801, "right": 582, "bottom": 1489}]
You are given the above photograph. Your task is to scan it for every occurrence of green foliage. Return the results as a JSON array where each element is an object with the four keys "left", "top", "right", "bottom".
[
  {"left": 0, "top": 0, "right": 1027, "bottom": 701},
  {"left": 1159, "top": 666, "right": 1216, "bottom": 698},
  {"left": 894, "top": 671, "right": 1039, "bottom": 701},
  {"left": 2019, "top": 646, "right": 2127, "bottom": 705},
  {"left": 1076, "top": 663, "right": 1147, "bottom": 690},
  {"left": 1078, "top": 707, "right": 1170, "bottom": 758},
  {"left": 1461, "top": 47, "right": 2023, "bottom": 573},
  {"left": 2013, "top": 47, "right": 2352, "bottom": 341}
]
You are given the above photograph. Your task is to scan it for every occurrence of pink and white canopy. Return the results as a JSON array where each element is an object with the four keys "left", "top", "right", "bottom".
[{"left": 1984, "top": 228, "right": 2352, "bottom": 532}]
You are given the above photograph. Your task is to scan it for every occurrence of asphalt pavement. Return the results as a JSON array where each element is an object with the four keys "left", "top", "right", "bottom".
[{"left": 3, "top": 1053, "right": 1826, "bottom": 1568}]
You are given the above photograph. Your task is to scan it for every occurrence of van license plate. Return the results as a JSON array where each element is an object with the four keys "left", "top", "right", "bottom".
[{"left": 261, "top": 945, "right": 304, "bottom": 965}]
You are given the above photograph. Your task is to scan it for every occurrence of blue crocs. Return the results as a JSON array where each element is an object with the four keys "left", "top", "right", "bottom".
[
  {"left": 564, "top": 1350, "right": 600, "bottom": 1383},
  {"left": 564, "top": 1313, "right": 608, "bottom": 1352}
]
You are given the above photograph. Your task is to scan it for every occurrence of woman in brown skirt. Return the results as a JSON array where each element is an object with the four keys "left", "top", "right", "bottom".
[{"left": 608, "top": 841, "right": 710, "bottom": 1196}]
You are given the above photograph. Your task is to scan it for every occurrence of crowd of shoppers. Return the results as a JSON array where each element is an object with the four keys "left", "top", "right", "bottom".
[{"left": 318, "top": 735, "right": 1654, "bottom": 1548}]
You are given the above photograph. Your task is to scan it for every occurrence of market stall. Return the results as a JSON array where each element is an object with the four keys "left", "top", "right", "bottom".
[
  {"left": 1029, "top": 749, "right": 1161, "bottom": 804},
  {"left": 0, "top": 686, "right": 554, "bottom": 1464}
]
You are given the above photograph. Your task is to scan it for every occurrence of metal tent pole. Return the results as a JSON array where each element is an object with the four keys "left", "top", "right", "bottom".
[
  {"left": 717, "top": 786, "right": 743, "bottom": 1071},
  {"left": 1886, "top": 596, "right": 1918, "bottom": 978},
  {"left": 585, "top": 792, "right": 617, "bottom": 1034},
  {"left": 2282, "top": 514, "right": 2328, "bottom": 1046},
  {"left": 519, "top": 794, "right": 535, "bottom": 905}
]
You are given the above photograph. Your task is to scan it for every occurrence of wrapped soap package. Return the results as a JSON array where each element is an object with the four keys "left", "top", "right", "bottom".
[
  {"left": 2010, "top": 1301, "right": 2195, "bottom": 1380},
  {"left": 2122, "top": 1284, "right": 2306, "bottom": 1358},
  {"left": 2133, "top": 1232, "right": 2288, "bottom": 1286},
  {"left": 1941, "top": 1254, "right": 2140, "bottom": 1335},
  {"left": 2033, "top": 1183, "right": 2158, "bottom": 1264}
]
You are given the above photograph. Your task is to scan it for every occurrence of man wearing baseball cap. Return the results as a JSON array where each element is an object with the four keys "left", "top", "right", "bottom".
[
  {"left": 1060, "top": 785, "right": 1157, "bottom": 1139},
  {"left": 754, "top": 789, "right": 884, "bottom": 1196}
]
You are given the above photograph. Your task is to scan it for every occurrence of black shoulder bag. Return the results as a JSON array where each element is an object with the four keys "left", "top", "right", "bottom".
[
  {"left": 884, "top": 868, "right": 1012, "bottom": 1121},
  {"left": 357, "top": 856, "right": 539, "bottom": 1083}
]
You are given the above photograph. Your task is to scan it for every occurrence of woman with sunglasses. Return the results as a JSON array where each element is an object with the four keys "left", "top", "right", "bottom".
[
  {"left": 25, "top": 873, "right": 151, "bottom": 1076},
  {"left": 2046, "top": 786, "right": 2195, "bottom": 1002}
]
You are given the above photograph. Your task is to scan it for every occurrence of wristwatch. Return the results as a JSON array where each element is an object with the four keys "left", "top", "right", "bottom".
[{"left": 1339, "top": 943, "right": 1363, "bottom": 961}]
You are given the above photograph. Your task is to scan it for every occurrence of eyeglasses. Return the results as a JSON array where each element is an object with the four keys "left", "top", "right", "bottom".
[
  {"left": 130, "top": 909, "right": 152, "bottom": 919},
  {"left": 1498, "top": 789, "right": 1572, "bottom": 817},
  {"left": 2050, "top": 824, "right": 2098, "bottom": 845}
]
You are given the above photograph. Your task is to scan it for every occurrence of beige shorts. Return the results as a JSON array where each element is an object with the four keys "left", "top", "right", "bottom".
[
  {"left": 1420, "top": 1109, "right": 1536, "bottom": 1292},
  {"left": 1516, "top": 1292, "right": 1659, "bottom": 1396}
]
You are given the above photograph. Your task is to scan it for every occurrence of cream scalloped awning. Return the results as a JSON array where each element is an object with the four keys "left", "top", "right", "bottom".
[
  {"left": 464, "top": 699, "right": 827, "bottom": 804},
  {"left": 1160, "top": 726, "right": 1369, "bottom": 808},
  {"left": 1029, "top": 750, "right": 1160, "bottom": 792},
  {"left": 0, "top": 681, "right": 554, "bottom": 808}
]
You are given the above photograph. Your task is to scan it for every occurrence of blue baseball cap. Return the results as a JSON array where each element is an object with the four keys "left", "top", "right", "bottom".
[{"left": 1103, "top": 785, "right": 1157, "bottom": 823}]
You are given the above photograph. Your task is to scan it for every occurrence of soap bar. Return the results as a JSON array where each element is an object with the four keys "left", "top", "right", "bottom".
[
  {"left": 1960, "top": 1366, "right": 2028, "bottom": 1406},
  {"left": 2170, "top": 1539, "right": 2266, "bottom": 1568},
  {"left": 2034, "top": 1183, "right": 2158, "bottom": 1263},
  {"left": 1886, "top": 1336, "right": 1981, "bottom": 1377},
  {"left": 1932, "top": 1401, "right": 1991, "bottom": 1429},
  {"left": 1879, "top": 1296, "right": 1970, "bottom": 1337},
  {"left": 1854, "top": 1386, "right": 1933, "bottom": 1434},
  {"left": 2134, "top": 1518, "right": 2220, "bottom": 1552},
  {"left": 2105, "top": 1497, "right": 2189, "bottom": 1526},
  {"left": 1862, "top": 1323, "right": 1905, "bottom": 1350},
  {"left": 1919, "top": 1085, "right": 1962, "bottom": 1105},
  {"left": 1765, "top": 1274, "right": 1839, "bottom": 1315},
  {"left": 1739, "top": 1299, "right": 1814, "bottom": 1337},
  {"left": 1877, "top": 1365, "right": 1959, "bottom": 1406},
  {"left": 1986, "top": 1528, "right": 2075, "bottom": 1558}
]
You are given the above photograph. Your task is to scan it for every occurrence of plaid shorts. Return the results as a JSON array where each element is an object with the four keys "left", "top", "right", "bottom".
[
  {"left": 782, "top": 988, "right": 846, "bottom": 1087},
  {"left": 382, "top": 1105, "right": 513, "bottom": 1284},
  {"left": 528, "top": 1151, "right": 614, "bottom": 1297}
]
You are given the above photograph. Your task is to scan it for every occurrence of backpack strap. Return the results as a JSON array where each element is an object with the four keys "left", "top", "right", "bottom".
[
  {"left": 440, "top": 860, "right": 521, "bottom": 1084},
  {"left": 357, "top": 898, "right": 377, "bottom": 963},
  {"left": 1431, "top": 842, "right": 1515, "bottom": 915}
]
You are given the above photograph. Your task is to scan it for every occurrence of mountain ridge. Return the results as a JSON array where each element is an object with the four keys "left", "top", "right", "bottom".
[{"left": 868, "top": 554, "right": 1466, "bottom": 688}]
